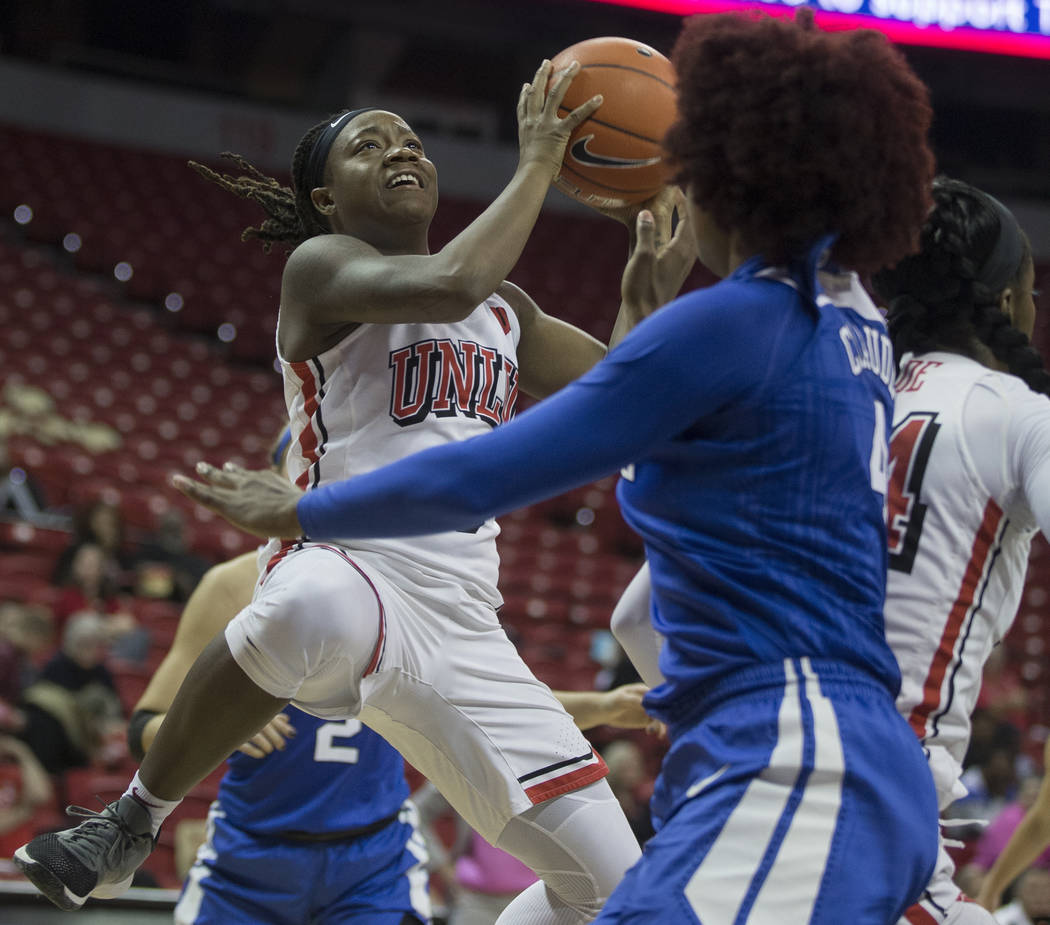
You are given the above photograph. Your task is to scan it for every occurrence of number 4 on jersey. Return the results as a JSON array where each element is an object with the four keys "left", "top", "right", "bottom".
[{"left": 887, "top": 411, "right": 940, "bottom": 574}]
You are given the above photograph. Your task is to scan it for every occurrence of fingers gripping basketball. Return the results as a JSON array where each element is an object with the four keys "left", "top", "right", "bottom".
[{"left": 549, "top": 37, "right": 677, "bottom": 207}]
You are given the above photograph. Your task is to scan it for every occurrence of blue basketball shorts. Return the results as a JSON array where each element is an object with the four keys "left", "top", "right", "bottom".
[
  {"left": 173, "top": 799, "right": 430, "bottom": 925},
  {"left": 597, "top": 657, "right": 939, "bottom": 925}
]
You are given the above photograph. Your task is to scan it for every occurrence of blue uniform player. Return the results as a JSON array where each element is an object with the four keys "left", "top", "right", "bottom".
[
  {"left": 179, "top": 710, "right": 427, "bottom": 925},
  {"left": 174, "top": 11, "right": 946, "bottom": 924},
  {"left": 129, "top": 551, "right": 430, "bottom": 925}
]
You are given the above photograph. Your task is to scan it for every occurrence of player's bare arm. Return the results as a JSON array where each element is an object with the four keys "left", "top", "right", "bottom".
[
  {"left": 279, "top": 61, "right": 601, "bottom": 356},
  {"left": 498, "top": 280, "right": 607, "bottom": 399},
  {"left": 555, "top": 683, "right": 654, "bottom": 731},
  {"left": 132, "top": 551, "right": 295, "bottom": 759}
]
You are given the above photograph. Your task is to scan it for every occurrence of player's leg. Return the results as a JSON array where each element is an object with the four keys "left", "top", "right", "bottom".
[
  {"left": 152, "top": 543, "right": 385, "bottom": 801},
  {"left": 12, "top": 636, "right": 286, "bottom": 912},
  {"left": 142, "top": 632, "right": 289, "bottom": 800},
  {"left": 595, "top": 657, "right": 940, "bottom": 924},
  {"left": 810, "top": 667, "right": 940, "bottom": 925},
  {"left": 492, "top": 779, "right": 641, "bottom": 924},
  {"left": 15, "top": 544, "right": 384, "bottom": 910},
  {"left": 357, "top": 595, "right": 640, "bottom": 925}
]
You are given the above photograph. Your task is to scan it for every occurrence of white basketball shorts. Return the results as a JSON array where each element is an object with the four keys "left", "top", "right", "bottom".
[{"left": 225, "top": 541, "right": 607, "bottom": 844}]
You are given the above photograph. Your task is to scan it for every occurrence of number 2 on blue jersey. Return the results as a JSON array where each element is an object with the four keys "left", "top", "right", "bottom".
[{"left": 313, "top": 718, "right": 362, "bottom": 764}]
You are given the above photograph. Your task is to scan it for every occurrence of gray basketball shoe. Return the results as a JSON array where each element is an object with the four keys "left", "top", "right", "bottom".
[{"left": 14, "top": 796, "right": 155, "bottom": 911}]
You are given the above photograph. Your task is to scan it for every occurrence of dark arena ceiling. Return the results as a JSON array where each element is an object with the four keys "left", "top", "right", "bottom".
[{"left": 2, "top": 0, "right": 1049, "bottom": 200}]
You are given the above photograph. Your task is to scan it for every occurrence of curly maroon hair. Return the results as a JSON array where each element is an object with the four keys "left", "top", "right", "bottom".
[{"left": 665, "top": 10, "right": 935, "bottom": 273}]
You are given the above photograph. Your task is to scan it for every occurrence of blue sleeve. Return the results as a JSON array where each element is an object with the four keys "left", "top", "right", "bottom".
[{"left": 298, "top": 280, "right": 813, "bottom": 540}]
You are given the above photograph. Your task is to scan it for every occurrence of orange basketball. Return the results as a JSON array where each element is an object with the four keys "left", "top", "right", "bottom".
[{"left": 549, "top": 36, "right": 676, "bottom": 207}]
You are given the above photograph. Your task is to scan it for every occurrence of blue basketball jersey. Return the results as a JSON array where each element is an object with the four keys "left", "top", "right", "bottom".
[
  {"left": 217, "top": 707, "right": 409, "bottom": 836},
  {"left": 298, "top": 247, "right": 901, "bottom": 726},
  {"left": 619, "top": 258, "right": 900, "bottom": 722}
]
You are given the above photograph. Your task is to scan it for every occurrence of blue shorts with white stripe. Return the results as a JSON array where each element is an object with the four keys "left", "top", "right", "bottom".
[
  {"left": 597, "top": 657, "right": 938, "bottom": 925},
  {"left": 173, "top": 800, "right": 430, "bottom": 925}
]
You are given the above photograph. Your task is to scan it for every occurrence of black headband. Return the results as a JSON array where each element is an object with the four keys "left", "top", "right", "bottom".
[
  {"left": 301, "top": 108, "right": 377, "bottom": 194},
  {"left": 974, "top": 190, "right": 1025, "bottom": 293}
]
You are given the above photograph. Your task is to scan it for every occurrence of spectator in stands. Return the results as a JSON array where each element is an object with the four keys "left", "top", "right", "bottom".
[
  {"left": 967, "top": 708, "right": 1029, "bottom": 780},
  {"left": 977, "top": 736, "right": 1050, "bottom": 912},
  {"left": 601, "top": 740, "right": 653, "bottom": 845},
  {"left": 979, "top": 646, "right": 1030, "bottom": 733},
  {"left": 415, "top": 779, "right": 538, "bottom": 925},
  {"left": 17, "top": 611, "right": 125, "bottom": 774},
  {"left": 0, "top": 734, "right": 53, "bottom": 859},
  {"left": 976, "top": 774, "right": 1049, "bottom": 866},
  {"left": 51, "top": 543, "right": 146, "bottom": 663},
  {"left": 992, "top": 868, "right": 1050, "bottom": 925},
  {"left": 949, "top": 744, "right": 1025, "bottom": 835},
  {"left": 39, "top": 610, "right": 119, "bottom": 696},
  {"left": 52, "top": 499, "right": 135, "bottom": 590},
  {"left": 0, "top": 601, "right": 52, "bottom": 734},
  {"left": 134, "top": 509, "right": 210, "bottom": 603}
]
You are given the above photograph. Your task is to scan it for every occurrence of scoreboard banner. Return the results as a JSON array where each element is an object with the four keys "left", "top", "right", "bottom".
[{"left": 584, "top": 0, "right": 1050, "bottom": 58}]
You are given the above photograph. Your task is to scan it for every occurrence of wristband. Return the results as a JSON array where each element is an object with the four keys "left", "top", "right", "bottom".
[{"left": 127, "top": 708, "right": 160, "bottom": 762}]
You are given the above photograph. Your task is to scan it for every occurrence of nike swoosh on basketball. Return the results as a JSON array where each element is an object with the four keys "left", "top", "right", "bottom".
[{"left": 569, "top": 135, "right": 660, "bottom": 170}]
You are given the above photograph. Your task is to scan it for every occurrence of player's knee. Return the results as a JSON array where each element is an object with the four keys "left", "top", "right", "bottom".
[{"left": 245, "top": 563, "right": 381, "bottom": 672}]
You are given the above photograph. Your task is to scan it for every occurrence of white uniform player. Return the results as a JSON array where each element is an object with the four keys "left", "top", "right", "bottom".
[
  {"left": 228, "top": 295, "right": 612, "bottom": 845},
  {"left": 887, "top": 351, "right": 1050, "bottom": 925}
]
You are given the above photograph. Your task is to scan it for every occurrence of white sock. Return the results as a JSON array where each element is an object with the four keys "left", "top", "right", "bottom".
[{"left": 122, "top": 772, "right": 182, "bottom": 837}]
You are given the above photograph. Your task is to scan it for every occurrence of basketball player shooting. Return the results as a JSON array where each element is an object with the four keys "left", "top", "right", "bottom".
[{"left": 15, "top": 58, "right": 682, "bottom": 925}]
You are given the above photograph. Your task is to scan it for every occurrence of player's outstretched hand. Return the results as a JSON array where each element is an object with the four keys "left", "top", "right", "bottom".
[
  {"left": 597, "top": 683, "right": 653, "bottom": 729},
  {"left": 172, "top": 462, "right": 302, "bottom": 538},
  {"left": 237, "top": 713, "right": 296, "bottom": 759},
  {"left": 517, "top": 58, "right": 602, "bottom": 179},
  {"left": 581, "top": 184, "right": 682, "bottom": 243},
  {"left": 621, "top": 196, "right": 696, "bottom": 318}
]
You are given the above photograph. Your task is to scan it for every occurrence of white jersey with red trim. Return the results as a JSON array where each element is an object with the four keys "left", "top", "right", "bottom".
[
  {"left": 278, "top": 294, "right": 521, "bottom": 609},
  {"left": 886, "top": 351, "right": 1050, "bottom": 804}
]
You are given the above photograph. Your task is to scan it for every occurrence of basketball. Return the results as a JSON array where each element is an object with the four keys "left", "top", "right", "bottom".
[{"left": 549, "top": 36, "right": 676, "bottom": 207}]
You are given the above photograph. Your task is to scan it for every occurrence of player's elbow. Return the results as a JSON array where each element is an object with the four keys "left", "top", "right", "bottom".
[
  {"left": 611, "top": 594, "right": 649, "bottom": 642},
  {"left": 430, "top": 256, "right": 498, "bottom": 319}
]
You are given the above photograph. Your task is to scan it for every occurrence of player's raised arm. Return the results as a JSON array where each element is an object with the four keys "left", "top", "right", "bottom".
[{"left": 278, "top": 63, "right": 600, "bottom": 334}]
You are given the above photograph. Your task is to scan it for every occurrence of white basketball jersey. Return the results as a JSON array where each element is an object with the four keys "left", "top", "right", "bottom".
[
  {"left": 279, "top": 294, "right": 521, "bottom": 608},
  {"left": 886, "top": 352, "right": 1041, "bottom": 802}
]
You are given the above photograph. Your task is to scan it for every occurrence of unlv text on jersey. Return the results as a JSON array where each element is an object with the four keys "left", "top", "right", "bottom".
[{"left": 389, "top": 338, "right": 519, "bottom": 428}]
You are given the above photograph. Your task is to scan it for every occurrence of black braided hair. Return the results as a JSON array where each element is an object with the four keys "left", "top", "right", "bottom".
[
  {"left": 188, "top": 113, "right": 348, "bottom": 252},
  {"left": 873, "top": 177, "right": 1049, "bottom": 397}
]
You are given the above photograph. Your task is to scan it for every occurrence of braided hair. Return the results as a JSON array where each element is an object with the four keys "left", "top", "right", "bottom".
[
  {"left": 188, "top": 114, "right": 347, "bottom": 252},
  {"left": 873, "top": 177, "right": 1049, "bottom": 397}
]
